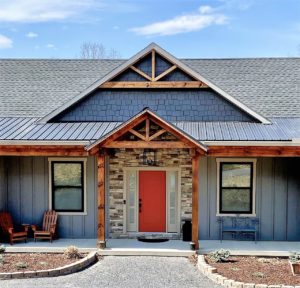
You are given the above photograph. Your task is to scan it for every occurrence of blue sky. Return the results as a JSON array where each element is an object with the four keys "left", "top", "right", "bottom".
[{"left": 0, "top": 0, "right": 299, "bottom": 59}]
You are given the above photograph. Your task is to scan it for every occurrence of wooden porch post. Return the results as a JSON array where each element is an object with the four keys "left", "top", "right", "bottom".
[
  {"left": 97, "top": 149, "right": 106, "bottom": 249},
  {"left": 192, "top": 151, "right": 200, "bottom": 250}
]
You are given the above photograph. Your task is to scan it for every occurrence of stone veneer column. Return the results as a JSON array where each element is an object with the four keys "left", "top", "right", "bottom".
[{"left": 108, "top": 148, "right": 192, "bottom": 238}]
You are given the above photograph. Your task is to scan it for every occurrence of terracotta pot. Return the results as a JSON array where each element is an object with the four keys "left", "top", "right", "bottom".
[{"left": 290, "top": 262, "right": 300, "bottom": 275}]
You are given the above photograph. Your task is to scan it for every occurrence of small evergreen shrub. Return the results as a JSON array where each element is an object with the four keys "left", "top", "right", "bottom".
[
  {"left": 208, "top": 249, "right": 231, "bottom": 263},
  {"left": 16, "top": 262, "right": 28, "bottom": 269},
  {"left": 0, "top": 245, "right": 5, "bottom": 253},
  {"left": 289, "top": 252, "right": 300, "bottom": 263},
  {"left": 63, "top": 246, "right": 82, "bottom": 259},
  {"left": 252, "top": 271, "right": 266, "bottom": 278}
]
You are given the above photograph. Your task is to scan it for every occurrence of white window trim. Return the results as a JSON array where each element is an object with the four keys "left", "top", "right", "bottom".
[
  {"left": 48, "top": 157, "right": 87, "bottom": 216},
  {"left": 216, "top": 158, "right": 257, "bottom": 217}
]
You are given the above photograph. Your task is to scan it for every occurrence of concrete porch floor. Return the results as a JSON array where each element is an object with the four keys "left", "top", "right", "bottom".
[
  {"left": 3, "top": 239, "right": 300, "bottom": 257},
  {"left": 199, "top": 240, "right": 300, "bottom": 256},
  {"left": 3, "top": 238, "right": 194, "bottom": 256}
]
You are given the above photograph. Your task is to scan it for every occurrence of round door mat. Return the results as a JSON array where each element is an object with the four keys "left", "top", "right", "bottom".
[{"left": 137, "top": 237, "right": 169, "bottom": 243}]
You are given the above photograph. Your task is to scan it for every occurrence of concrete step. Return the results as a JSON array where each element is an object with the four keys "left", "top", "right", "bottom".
[{"left": 98, "top": 248, "right": 195, "bottom": 257}]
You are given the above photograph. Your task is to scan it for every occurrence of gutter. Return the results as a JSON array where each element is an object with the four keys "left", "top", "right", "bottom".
[
  {"left": 203, "top": 140, "right": 300, "bottom": 146},
  {"left": 0, "top": 140, "right": 90, "bottom": 146}
]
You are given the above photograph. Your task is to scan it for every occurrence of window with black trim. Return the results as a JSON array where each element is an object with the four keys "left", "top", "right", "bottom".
[
  {"left": 51, "top": 161, "right": 84, "bottom": 213},
  {"left": 219, "top": 162, "right": 253, "bottom": 214}
]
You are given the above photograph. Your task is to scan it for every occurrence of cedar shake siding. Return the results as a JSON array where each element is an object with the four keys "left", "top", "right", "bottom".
[{"left": 55, "top": 89, "right": 254, "bottom": 122}]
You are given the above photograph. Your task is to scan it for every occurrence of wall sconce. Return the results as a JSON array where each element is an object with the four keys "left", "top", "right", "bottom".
[{"left": 142, "top": 149, "right": 157, "bottom": 166}]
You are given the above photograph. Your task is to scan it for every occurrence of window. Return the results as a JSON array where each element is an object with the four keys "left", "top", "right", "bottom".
[
  {"left": 49, "top": 159, "right": 86, "bottom": 214},
  {"left": 217, "top": 159, "right": 256, "bottom": 215}
]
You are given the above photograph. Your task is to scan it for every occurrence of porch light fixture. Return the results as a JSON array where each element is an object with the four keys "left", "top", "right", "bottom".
[{"left": 142, "top": 149, "right": 157, "bottom": 166}]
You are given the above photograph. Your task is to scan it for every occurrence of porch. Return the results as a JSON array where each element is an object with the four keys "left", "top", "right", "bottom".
[{"left": 4, "top": 239, "right": 300, "bottom": 257}]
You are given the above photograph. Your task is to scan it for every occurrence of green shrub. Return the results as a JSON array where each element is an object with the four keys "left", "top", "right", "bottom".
[
  {"left": 208, "top": 249, "right": 231, "bottom": 263},
  {"left": 0, "top": 245, "right": 5, "bottom": 253},
  {"left": 289, "top": 252, "right": 300, "bottom": 263},
  {"left": 252, "top": 271, "right": 266, "bottom": 278},
  {"left": 16, "top": 262, "right": 28, "bottom": 269},
  {"left": 63, "top": 246, "right": 81, "bottom": 259},
  {"left": 0, "top": 254, "right": 4, "bottom": 265}
]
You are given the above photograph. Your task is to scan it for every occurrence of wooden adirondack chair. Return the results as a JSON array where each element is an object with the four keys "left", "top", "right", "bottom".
[
  {"left": 31, "top": 210, "right": 58, "bottom": 243},
  {"left": 0, "top": 212, "right": 29, "bottom": 245}
]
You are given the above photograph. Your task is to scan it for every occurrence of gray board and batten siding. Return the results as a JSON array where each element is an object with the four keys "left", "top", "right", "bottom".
[
  {"left": 199, "top": 157, "right": 300, "bottom": 241},
  {"left": 1, "top": 156, "right": 300, "bottom": 240},
  {"left": 0, "top": 156, "right": 98, "bottom": 238},
  {"left": 55, "top": 89, "right": 254, "bottom": 122}
]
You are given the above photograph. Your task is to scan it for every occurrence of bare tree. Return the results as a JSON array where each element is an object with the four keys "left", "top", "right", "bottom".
[{"left": 80, "top": 42, "right": 120, "bottom": 59}]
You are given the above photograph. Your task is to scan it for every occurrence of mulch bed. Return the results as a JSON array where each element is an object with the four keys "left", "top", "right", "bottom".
[
  {"left": 206, "top": 256, "right": 300, "bottom": 286},
  {"left": 0, "top": 253, "right": 86, "bottom": 273}
]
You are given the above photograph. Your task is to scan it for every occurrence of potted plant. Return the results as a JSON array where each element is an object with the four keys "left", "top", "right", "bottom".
[{"left": 289, "top": 252, "right": 300, "bottom": 275}]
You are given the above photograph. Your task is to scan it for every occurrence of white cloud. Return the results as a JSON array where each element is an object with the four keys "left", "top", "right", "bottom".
[
  {"left": 46, "top": 43, "right": 55, "bottom": 48},
  {"left": 0, "top": 34, "right": 13, "bottom": 48},
  {"left": 130, "top": 5, "right": 228, "bottom": 36},
  {"left": 26, "top": 32, "right": 38, "bottom": 38},
  {"left": 0, "top": 0, "right": 105, "bottom": 23}
]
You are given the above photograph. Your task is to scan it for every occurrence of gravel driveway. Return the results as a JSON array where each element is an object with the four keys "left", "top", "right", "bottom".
[{"left": 1, "top": 256, "right": 221, "bottom": 288}]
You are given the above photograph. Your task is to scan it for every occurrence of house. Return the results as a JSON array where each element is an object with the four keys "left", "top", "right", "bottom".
[{"left": 0, "top": 43, "right": 300, "bottom": 249}]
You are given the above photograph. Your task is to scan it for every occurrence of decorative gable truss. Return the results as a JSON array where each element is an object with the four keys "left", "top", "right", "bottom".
[
  {"left": 87, "top": 109, "right": 207, "bottom": 154},
  {"left": 100, "top": 50, "right": 208, "bottom": 89},
  {"left": 39, "top": 43, "right": 270, "bottom": 124}
]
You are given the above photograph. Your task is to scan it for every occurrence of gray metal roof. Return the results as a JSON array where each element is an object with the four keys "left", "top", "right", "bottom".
[
  {"left": 0, "top": 117, "right": 299, "bottom": 142},
  {"left": 0, "top": 57, "right": 300, "bottom": 118}
]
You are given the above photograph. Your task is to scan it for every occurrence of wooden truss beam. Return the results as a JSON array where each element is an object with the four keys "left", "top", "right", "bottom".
[
  {"left": 99, "top": 81, "right": 208, "bottom": 89},
  {"left": 130, "top": 66, "right": 152, "bottom": 81},
  {"left": 152, "top": 50, "right": 155, "bottom": 81},
  {"left": 154, "top": 65, "right": 177, "bottom": 81},
  {"left": 0, "top": 145, "right": 88, "bottom": 156},
  {"left": 148, "top": 129, "right": 166, "bottom": 141},
  {"left": 208, "top": 146, "right": 300, "bottom": 157},
  {"left": 103, "top": 141, "right": 193, "bottom": 149},
  {"left": 129, "top": 129, "right": 146, "bottom": 141}
]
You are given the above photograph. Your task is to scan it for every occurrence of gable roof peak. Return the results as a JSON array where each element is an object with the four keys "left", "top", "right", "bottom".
[{"left": 39, "top": 43, "right": 270, "bottom": 124}]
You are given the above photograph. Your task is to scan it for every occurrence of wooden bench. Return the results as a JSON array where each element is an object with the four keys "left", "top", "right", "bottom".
[{"left": 217, "top": 216, "right": 259, "bottom": 243}]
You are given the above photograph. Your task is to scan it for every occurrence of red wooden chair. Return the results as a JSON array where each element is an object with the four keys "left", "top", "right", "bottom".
[
  {"left": 0, "top": 212, "right": 29, "bottom": 245},
  {"left": 32, "top": 210, "right": 58, "bottom": 243}
]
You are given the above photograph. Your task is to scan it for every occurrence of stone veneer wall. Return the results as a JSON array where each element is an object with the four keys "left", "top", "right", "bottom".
[{"left": 108, "top": 148, "right": 192, "bottom": 238}]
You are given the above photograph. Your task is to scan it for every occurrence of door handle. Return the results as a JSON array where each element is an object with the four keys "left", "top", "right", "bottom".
[{"left": 139, "top": 198, "right": 142, "bottom": 213}]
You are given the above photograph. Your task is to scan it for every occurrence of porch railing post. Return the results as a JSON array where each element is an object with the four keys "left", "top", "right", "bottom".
[
  {"left": 192, "top": 152, "right": 200, "bottom": 250},
  {"left": 97, "top": 149, "right": 106, "bottom": 249}
]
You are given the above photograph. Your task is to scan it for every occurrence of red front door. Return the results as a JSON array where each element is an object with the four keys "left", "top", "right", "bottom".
[{"left": 139, "top": 171, "right": 166, "bottom": 232}]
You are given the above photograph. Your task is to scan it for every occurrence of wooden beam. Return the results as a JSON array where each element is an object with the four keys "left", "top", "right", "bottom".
[
  {"left": 97, "top": 151, "right": 106, "bottom": 249},
  {"left": 130, "top": 66, "right": 152, "bottom": 81},
  {"left": 152, "top": 50, "right": 155, "bottom": 81},
  {"left": 103, "top": 141, "right": 193, "bottom": 149},
  {"left": 0, "top": 145, "right": 88, "bottom": 156},
  {"left": 145, "top": 119, "right": 150, "bottom": 141},
  {"left": 100, "top": 114, "right": 148, "bottom": 147},
  {"left": 149, "top": 117, "right": 206, "bottom": 155},
  {"left": 148, "top": 129, "right": 166, "bottom": 141},
  {"left": 99, "top": 81, "right": 208, "bottom": 89},
  {"left": 208, "top": 146, "right": 300, "bottom": 157},
  {"left": 154, "top": 65, "right": 177, "bottom": 81},
  {"left": 192, "top": 152, "right": 200, "bottom": 250},
  {"left": 129, "top": 129, "right": 146, "bottom": 141}
]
